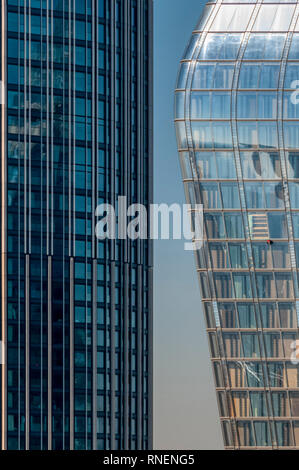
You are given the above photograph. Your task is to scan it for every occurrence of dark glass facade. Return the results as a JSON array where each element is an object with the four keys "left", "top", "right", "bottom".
[
  {"left": 1, "top": 0, "right": 153, "bottom": 450},
  {"left": 176, "top": 0, "right": 299, "bottom": 450}
]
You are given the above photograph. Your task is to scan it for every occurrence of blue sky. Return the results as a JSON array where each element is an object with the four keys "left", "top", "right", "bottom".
[{"left": 153, "top": 0, "right": 223, "bottom": 449}]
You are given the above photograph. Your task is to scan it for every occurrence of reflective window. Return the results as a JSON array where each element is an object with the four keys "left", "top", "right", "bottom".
[
  {"left": 216, "top": 152, "right": 236, "bottom": 179},
  {"left": 211, "top": 5, "right": 254, "bottom": 32},
  {"left": 224, "top": 213, "right": 245, "bottom": 239},
  {"left": 286, "top": 152, "right": 299, "bottom": 178},
  {"left": 244, "top": 34, "right": 286, "bottom": 60},
  {"left": 199, "top": 34, "right": 243, "bottom": 60},
  {"left": 289, "top": 34, "right": 299, "bottom": 60},
  {"left": 283, "top": 123, "right": 299, "bottom": 149},
  {"left": 192, "top": 63, "right": 215, "bottom": 89},
  {"left": 253, "top": 5, "right": 295, "bottom": 32},
  {"left": 241, "top": 152, "right": 281, "bottom": 179}
]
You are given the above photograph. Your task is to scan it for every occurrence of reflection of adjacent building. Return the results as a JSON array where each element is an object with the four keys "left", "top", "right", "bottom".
[{"left": 176, "top": 0, "right": 299, "bottom": 449}]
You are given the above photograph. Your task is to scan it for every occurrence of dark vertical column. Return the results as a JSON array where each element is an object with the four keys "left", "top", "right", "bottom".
[
  {"left": 1, "top": 0, "right": 7, "bottom": 451},
  {"left": 147, "top": 0, "right": 153, "bottom": 449},
  {"left": 47, "top": 256, "right": 52, "bottom": 449},
  {"left": 109, "top": 0, "right": 116, "bottom": 451}
]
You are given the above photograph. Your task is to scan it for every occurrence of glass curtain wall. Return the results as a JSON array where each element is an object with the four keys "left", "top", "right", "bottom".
[
  {"left": 2, "top": 0, "right": 153, "bottom": 450},
  {"left": 176, "top": 0, "right": 299, "bottom": 449}
]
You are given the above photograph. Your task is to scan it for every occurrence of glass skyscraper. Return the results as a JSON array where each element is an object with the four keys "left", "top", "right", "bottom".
[
  {"left": 1, "top": 0, "right": 153, "bottom": 450},
  {"left": 176, "top": 0, "right": 299, "bottom": 450}
]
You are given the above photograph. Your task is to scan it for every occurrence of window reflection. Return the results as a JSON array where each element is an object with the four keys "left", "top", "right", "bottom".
[
  {"left": 199, "top": 33, "right": 243, "bottom": 60},
  {"left": 241, "top": 152, "right": 281, "bottom": 179},
  {"left": 244, "top": 34, "right": 286, "bottom": 60}
]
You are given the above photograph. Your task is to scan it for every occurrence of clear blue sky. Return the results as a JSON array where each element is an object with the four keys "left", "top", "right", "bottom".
[{"left": 153, "top": 0, "right": 223, "bottom": 449}]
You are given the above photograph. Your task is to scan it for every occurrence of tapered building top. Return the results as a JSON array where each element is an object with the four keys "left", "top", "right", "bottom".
[{"left": 175, "top": 0, "right": 299, "bottom": 449}]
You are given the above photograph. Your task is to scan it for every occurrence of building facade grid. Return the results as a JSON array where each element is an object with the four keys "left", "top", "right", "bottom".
[{"left": 176, "top": 0, "right": 299, "bottom": 450}]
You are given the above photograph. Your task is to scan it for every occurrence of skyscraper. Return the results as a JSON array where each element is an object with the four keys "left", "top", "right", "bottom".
[
  {"left": 1, "top": 0, "right": 153, "bottom": 450},
  {"left": 176, "top": 0, "right": 299, "bottom": 450}
]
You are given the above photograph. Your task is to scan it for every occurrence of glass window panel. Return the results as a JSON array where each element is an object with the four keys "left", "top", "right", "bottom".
[
  {"left": 199, "top": 34, "right": 242, "bottom": 60},
  {"left": 259, "top": 63, "right": 280, "bottom": 89},
  {"left": 233, "top": 273, "right": 252, "bottom": 299},
  {"left": 260, "top": 303, "right": 280, "bottom": 328},
  {"left": 238, "top": 304, "right": 257, "bottom": 329},
  {"left": 254, "top": 5, "right": 294, "bottom": 32},
  {"left": 246, "top": 362, "right": 266, "bottom": 387},
  {"left": 256, "top": 273, "right": 276, "bottom": 298},
  {"left": 264, "top": 183, "right": 284, "bottom": 209},
  {"left": 268, "top": 213, "right": 288, "bottom": 239},
  {"left": 190, "top": 92, "right": 210, "bottom": 119},
  {"left": 283, "top": 91, "right": 299, "bottom": 119},
  {"left": 218, "top": 303, "right": 238, "bottom": 328},
  {"left": 199, "top": 272, "right": 211, "bottom": 299},
  {"left": 285, "top": 64, "right": 299, "bottom": 89},
  {"left": 175, "top": 121, "right": 187, "bottom": 149},
  {"left": 285, "top": 123, "right": 299, "bottom": 149},
  {"left": 244, "top": 34, "right": 285, "bottom": 60},
  {"left": 205, "top": 212, "right": 226, "bottom": 239},
  {"left": 180, "top": 152, "right": 193, "bottom": 179},
  {"left": 250, "top": 392, "right": 268, "bottom": 417},
  {"left": 286, "top": 152, "right": 299, "bottom": 178},
  {"left": 241, "top": 334, "right": 260, "bottom": 358},
  {"left": 192, "top": 121, "right": 212, "bottom": 149},
  {"left": 211, "top": 93, "right": 231, "bottom": 119},
  {"left": 174, "top": 92, "right": 185, "bottom": 119},
  {"left": 212, "top": 122, "right": 233, "bottom": 149},
  {"left": 213, "top": 63, "right": 234, "bottom": 89},
  {"left": 237, "top": 92, "right": 257, "bottom": 119},
  {"left": 268, "top": 362, "right": 286, "bottom": 388},
  {"left": 229, "top": 243, "right": 248, "bottom": 269},
  {"left": 223, "top": 333, "right": 241, "bottom": 357},
  {"left": 252, "top": 243, "right": 272, "bottom": 269},
  {"left": 289, "top": 183, "right": 299, "bottom": 209},
  {"left": 184, "top": 33, "right": 200, "bottom": 60},
  {"left": 221, "top": 182, "right": 240, "bottom": 209},
  {"left": 253, "top": 5, "right": 278, "bottom": 31},
  {"left": 275, "top": 273, "right": 294, "bottom": 299},
  {"left": 224, "top": 213, "right": 245, "bottom": 238},
  {"left": 238, "top": 63, "right": 260, "bottom": 89},
  {"left": 258, "top": 122, "right": 278, "bottom": 149},
  {"left": 228, "top": 362, "right": 247, "bottom": 388},
  {"left": 276, "top": 422, "right": 294, "bottom": 447},
  {"left": 286, "top": 362, "right": 299, "bottom": 387},
  {"left": 264, "top": 34, "right": 286, "bottom": 59},
  {"left": 211, "top": 5, "right": 254, "bottom": 32},
  {"left": 290, "top": 392, "right": 299, "bottom": 417},
  {"left": 192, "top": 63, "right": 215, "bottom": 89},
  {"left": 214, "top": 273, "right": 234, "bottom": 298},
  {"left": 195, "top": 4, "right": 213, "bottom": 31},
  {"left": 200, "top": 183, "right": 221, "bottom": 208},
  {"left": 195, "top": 152, "right": 217, "bottom": 179},
  {"left": 215, "top": 152, "right": 236, "bottom": 179},
  {"left": 238, "top": 122, "right": 258, "bottom": 149},
  {"left": 199, "top": 34, "right": 223, "bottom": 60},
  {"left": 209, "top": 243, "right": 230, "bottom": 269},
  {"left": 293, "top": 213, "right": 299, "bottom": 238},
  {"left": 237, "top": 422, "right": 255, "bottom": 447},
  {"left": 279, "top": 303, "right": 296, "bottom": 329},
  {"left": 257, "top": 93, "right": 277, "bottom": 119},
  {"left": 241, "top": 151, "right": 281, "bottom": 179},
  {"left": 264, "top": 333, "right": 283, "bottom": 358},
  {"left": 254, "top": 422, "right": 272, "bottom": 447},
  {"left": 245, "top": 182, "right": 265, "bottom": 209},
  {"left": 289, "top": 34, "right": 299, "bottom": 60},
  {"left": 177, "top": 62, "right": 190, "bottom": 89}
]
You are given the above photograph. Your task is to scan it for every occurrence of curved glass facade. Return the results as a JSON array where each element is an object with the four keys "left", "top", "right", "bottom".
[{"left": 175, "top": 0, "right": 299, "bottom": 449}]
